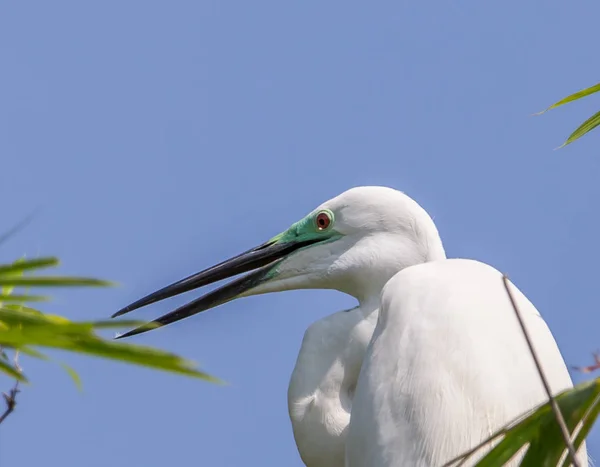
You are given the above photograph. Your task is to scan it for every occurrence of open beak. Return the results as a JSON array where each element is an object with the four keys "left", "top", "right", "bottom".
[{"left": 113, "top": 236, "right": 320, "bottom": 339}]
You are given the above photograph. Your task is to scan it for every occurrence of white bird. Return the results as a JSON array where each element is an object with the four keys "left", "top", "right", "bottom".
[{"left": 113, "top": 186, "right": 587, "bottom": 467}]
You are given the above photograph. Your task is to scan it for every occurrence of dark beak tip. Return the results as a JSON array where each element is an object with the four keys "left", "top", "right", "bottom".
[
  {"left": 111, "top": 308, "right": 128, "bottom": 319},
  {"left": 114, "top": 328, "right": 138, "bottom": 340}
]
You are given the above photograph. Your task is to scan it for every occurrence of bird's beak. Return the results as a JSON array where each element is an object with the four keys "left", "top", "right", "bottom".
[{"left": 113, "top": 235, "right": 321, "bottom": 339}]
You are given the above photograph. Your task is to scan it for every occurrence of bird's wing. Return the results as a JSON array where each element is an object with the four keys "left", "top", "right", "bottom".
[
  {"left": 288, "top": 306, "right": 375, "bottom": 467},
  {"left": 346, "top": 258, "right": 587, "bottom": 467}
]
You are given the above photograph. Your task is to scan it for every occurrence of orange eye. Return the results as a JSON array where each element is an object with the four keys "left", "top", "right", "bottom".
[{"left": 316, "top": 212, "right": 331, "bottom": 230}]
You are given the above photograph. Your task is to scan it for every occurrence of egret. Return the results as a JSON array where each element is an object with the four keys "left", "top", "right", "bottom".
[{"left": 114, "top": 186, "right": 587, "bottom": 467}]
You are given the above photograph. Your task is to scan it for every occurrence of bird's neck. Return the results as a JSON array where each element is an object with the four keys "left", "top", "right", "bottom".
[
  {"left": 353, "top": 237, "right": 446, "bottom": 314},
  {"left": 357, "top": 295, "right": 381, "bottom": 318}
]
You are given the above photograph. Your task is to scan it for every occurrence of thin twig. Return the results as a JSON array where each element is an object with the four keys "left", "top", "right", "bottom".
[
  {"left": 0, "top": 209, "right": 41, "bottom": 248},
  {"left": 0, "top": 349, "right": 22, "bottom": 425},
  {"left": 0, "top": 381, "right": 20, "bottom": 425},
  {"left": 502, "top": 275, "right": 580, "bottom": 467}
]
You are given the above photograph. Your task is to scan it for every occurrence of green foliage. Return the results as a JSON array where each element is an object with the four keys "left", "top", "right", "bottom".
[
  {"left": 538, "top": 82, "right": 600, "bottom": 147},
  {"left": 0, "top": 256, "right": 219, "bottom": 385},
  {"left": 559, "top": 110, "right": 600, "bottom": 148},
  {"left": 441, "top": 378, "right": 599, "bottom": 466}
]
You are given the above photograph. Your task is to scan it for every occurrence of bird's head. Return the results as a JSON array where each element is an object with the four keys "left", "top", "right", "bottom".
[{"left": 114, "top": 186, "right": 445, "bottom": 338}]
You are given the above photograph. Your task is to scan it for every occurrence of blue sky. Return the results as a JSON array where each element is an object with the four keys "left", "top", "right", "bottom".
[{"left": 1, "top": 1, "right": 600, "bottom": 466}]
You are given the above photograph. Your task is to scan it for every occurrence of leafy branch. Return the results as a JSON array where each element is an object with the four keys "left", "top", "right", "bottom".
[
  {"left": 0, "top": 350, "right": 20, "bottom": 424},
  {"left": 537, "top": 82, "right": 600, "bottom": 148},
  {"left": 0, "top": 256, "right": 220, "bottom": 424}
]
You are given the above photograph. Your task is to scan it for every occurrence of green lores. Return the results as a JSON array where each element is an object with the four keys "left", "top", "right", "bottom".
[
  {"left": 269, "top": 208, "right": 339, "bottom": 247},
  {"left": 113, "top": 208, "right": 343, "bottom": 339},
  {"left": 264, "top": 208, "right": 342, "bottom": 276}
]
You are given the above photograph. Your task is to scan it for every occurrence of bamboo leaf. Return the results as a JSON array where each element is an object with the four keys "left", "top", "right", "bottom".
[
  {"left": 0, "top": 358, "right": 26, "bottom": 382},
  {"left": 18, "top": 346, "right": 48, "bottom": 360},
  {"left": 518, "top": 381, "right": 596, "bottom": 466},
  {"left": 58, "top": 362, "right": 82, "bottom": 391},
  {"left": 558, "top": 110, "right": 600, "bottom": 148},
  {"left": 0, "top": 295, "right": 48, "bottom": 303},
  {"left": 559, "top": 392, "right": 600, "bottom": 466},
  {"left": 0, "top": 255, "right": 219, "bottom": 385},
  {"left": 538, "top": 82, "right": 600, "bottom": 114},
  {"left": 0, "top": 260, "right": 24, "bottom": 296},
  {"left": 0, "top": 313, "right": 219, "bottom": 382},
  {"left": 0, "top": 277, "right": 114, "bottom": 287},
  {"left": 0, "top": 307, "right": 145, "bottom": 331},
  {"left": 15, "top": 345, "right": 83, "bottom": 391},
  {"left": 2, "top": 304, "right": 44, "bottom": 315},
  {"left": 460, "top": 379, "right": 600, "bottom": 466},
  {"left": 0, "top": 257, "right": 59, "bottom": 275}
]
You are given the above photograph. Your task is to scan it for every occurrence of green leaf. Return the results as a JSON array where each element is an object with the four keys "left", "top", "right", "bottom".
[
  {"left": 18, "top": 346, "right": 48, "bottom": 360},
  {"left": 0, "top": 309, "right": 219, "bottom": 383},
  {"left": 0, "top": 358, "right": 26, "bottom": 382},
  {"left": 538, "top": 82, "right": 600, "bottom": 113},
  {"left": 0, "top": 294, "right": 48, "bottom": 303},
  {"left": 0, "top": 257, "right": 59, "bottom": 275},
  {"left": 65, "top": 338, "right": 218, "bottom": 381},
  {"left": 0, "top": 253, "right": 219, "bottom": 385},
  {"left": 560, "top": 392, "right": 600, "bottom": 466},
  {"left": 0, "top": 276, "right": 114, "bottom": 287},
  {"left": 15, "top": 345, "right": 83, "bottom": 390},
  {"left": 450, "top": 379, "right": 600, "bottom": 466},
  {"left": 58, "top": 362, "right": 82, "bottom": 391},
  {"left": 2, "top": 304, "right": 44, "bottom": 315},
  {"left": 0, "top": 260, "right": 24, "bottom": 296},
  {"left": 558, "top": 109, "right": 600, "bottom": 148},
  {"left": 0, "top": 307, "right": 144, "bottom": 331}
]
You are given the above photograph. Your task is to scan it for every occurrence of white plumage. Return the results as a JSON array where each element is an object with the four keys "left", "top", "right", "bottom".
[
  {"left": 281, "top": 187, "right": 586, "bottom": 466},
  {"left": 348, "top": 259, "right": 585, "bottom": 466}
]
